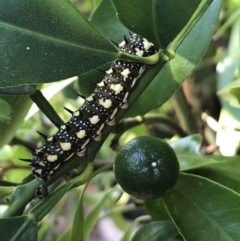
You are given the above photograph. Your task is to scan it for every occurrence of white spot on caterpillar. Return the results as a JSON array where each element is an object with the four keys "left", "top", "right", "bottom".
[
  {"left": 47, "top": 137, "right": 53, "bottom": 141},
  {"left": 90, "top": 115, "right": 100, "bottom": 124},
  {"left": 86, "top": 96, "right": 94, "bottom": 101},
  {"left": 152, "top": 162, "right": 157, "bottom": 167},
  {"left": 99, "top": 99, "right": 112, "bottom": 108},
  {"left": 106, "top": 68, "right": 113, "bottom": 74},
  {"left": 36, "top": 148, "right": 42, "bottom": 153},
  {"left": 47, "top": 155, "right": 58, "bottom": 162},
  {"left": 74, "top": 111, "right": 79, "bottom": 117},
  {"left": 98, "top": 81, "right": 105, "bottom": 87},
  {"left": 119, "top": 41, "right": 125, "bottom": 47},
  {"left": 143, "top": 38, "right": 152, "bottom": 50},
  {"left": 60, "top": 142, "right": 71, "bottom": 151},
  {"left": 38, "top": 161, "right": 45, "bottom": 167},
  {"left": 135, "top": 47, "right": 144, "bottom": 56},
  {"left": 76, "top": 130, "right": 86, "bottom": 139},
  {"left": 110, "top": 84, "right": 123, "bottom": 94},
  {"left": 121, "top": 68, "right": 131, "bottom": 80},
  {"left": 34, "top": 169, "right": 42, "bottom": 175}
]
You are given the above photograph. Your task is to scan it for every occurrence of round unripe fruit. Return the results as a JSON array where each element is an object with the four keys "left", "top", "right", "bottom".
[{"left": 114, "top": 136, "right": 179, "bottom": 200}]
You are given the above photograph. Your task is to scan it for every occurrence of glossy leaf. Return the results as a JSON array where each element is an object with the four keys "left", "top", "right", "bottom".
[
  {"left": 131, "top": 221, "right": 182, "bottom": 241},
  {"left": 171, "top": 136, "right": 240, "bottom": 193},
  {"left": 189, "top": 155, "right": 240, "bottom": 193},
  {"left": 163, "top": 173, "right": 240, "bottom": 241},
  {"left": 125, "top": 0, "right": 222, "bottom": 117},
  {"left": 0, "top": 85, "right": 36, "bottom": 95},
  {"left": 0, "top": 0, "right": 117, "bottom": 89},
  {"left": 0, "top": 216, "right": 37, "bottom": 241},
  {"left": 112, "top": 0, "right": 208, "bottom": 48},
  {"left": 90, "top": 0, "right": 128, "bottom": 42}
]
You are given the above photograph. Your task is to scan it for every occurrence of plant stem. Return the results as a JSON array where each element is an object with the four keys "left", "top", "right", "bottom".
[{"left": 171, "top": 86, "right": 198, "bottom": 134}]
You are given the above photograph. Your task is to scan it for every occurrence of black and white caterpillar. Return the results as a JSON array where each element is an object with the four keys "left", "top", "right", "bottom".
[{"left": 22, "top": 34, "right": 158, "bottom": 181}]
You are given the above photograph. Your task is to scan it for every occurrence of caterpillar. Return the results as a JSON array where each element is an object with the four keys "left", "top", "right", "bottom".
[{"left": 21, "top": 33, "right": 158, "bottom": 181}]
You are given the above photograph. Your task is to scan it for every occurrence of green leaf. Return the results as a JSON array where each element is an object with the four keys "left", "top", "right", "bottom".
[
  {"left": 170, "top": 137, "right": 240, "bottom": 193},
  {"left": 70, "top": 188, "right": 85, "bottom": 241},
  {"left": 83, "top": 191, "right": 113, "bottom": 240},
  {"left": 112, "top": 0, "right": 209, "bottom": 48},
  {"left": 189, "top": 155, "right": 240, "bottom": 193},
  {"left": 131, "top": 221, "right": 182, "bottom": 241},
  {"left": 0, "top": 186, "right": 15, "bottom": 205},
  {"left": 0, "top": 0, "right": 116, "bottom": 88},
  {"left": 163, "top": 173, "right": 240, "bottom": 241},
  {"left": 218, "top": 81, "right": 240, "bottom": 108},
  {"left": 0, "top": 98, "right": 11, "bottom": 122},
  {"left": 0, "top": 95, "right": 32, "bottom": 148},
  {"left": 90, "top": 0, "right": 128, "bottom": 41},
  {"left": 170, "top": 135, "right": 217, "bottom": 171},
  {"left": 0, "top": 186, "right": 15, "bottom": 197},
  {"left": 77, "top": 63, "right": 110, "bottom": 97},
  {"left": 125, "top": 0, "right": 222, "bottom": 117},
  {"left": 0, "top": 216, "right": 37, "bottom": 241},
  {"left": 170, "top": 134, "right": 202, "bottom": 153},
  {"left": 120, "top": 215, "right": 151, "bottom": 241},
  {"left": 0, "top": 85, "right": 36, "bottom": 95},
  {"left": 145, "top": 198, "right": 170, "bottom": 221},
  {"left": 230, "top": 86, "right": 240, "bottom": 106},
  {"left": 56, "top": 230, "right": 71, "bottom": 241}
]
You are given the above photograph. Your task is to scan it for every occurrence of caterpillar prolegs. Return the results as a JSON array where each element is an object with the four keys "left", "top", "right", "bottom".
[{"left": 25, "top": 34, "right": 158, "bottom": 181}]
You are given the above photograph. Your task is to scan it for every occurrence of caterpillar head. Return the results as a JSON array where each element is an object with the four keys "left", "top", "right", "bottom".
[{"left": 118, "top": 34, "right": 158, "bottom": 57}]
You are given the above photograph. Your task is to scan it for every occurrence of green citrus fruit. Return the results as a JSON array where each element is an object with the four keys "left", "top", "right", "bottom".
[{"left": 114, "top": 136, "right": 179, "bottom": 200}]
